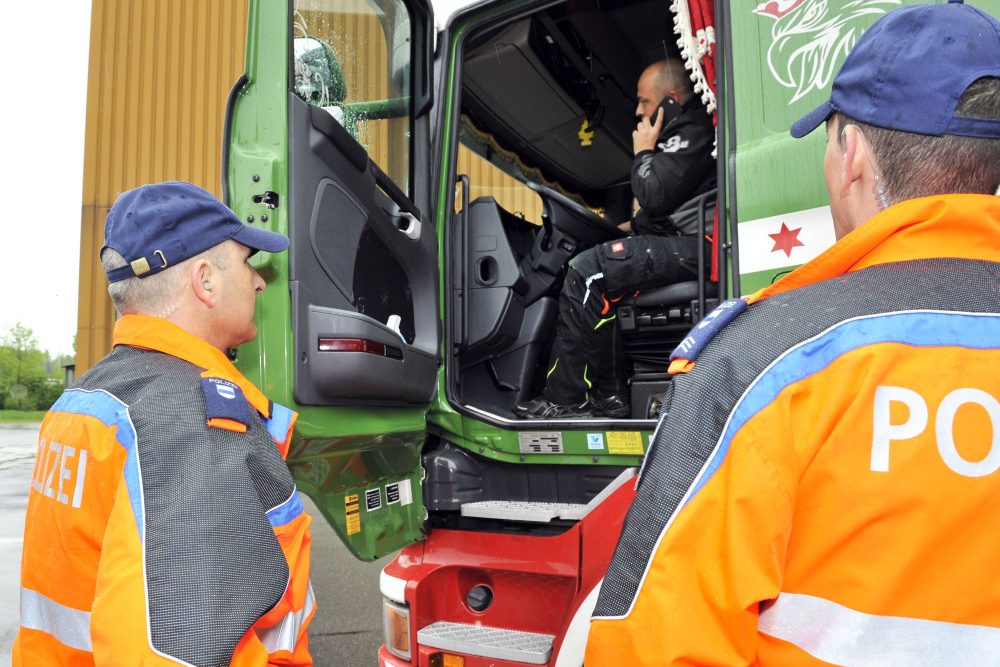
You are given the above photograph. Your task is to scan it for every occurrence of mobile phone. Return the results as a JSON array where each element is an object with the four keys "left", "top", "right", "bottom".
[{"left": 655, "top": 96, "right": 683, "bottom": 126}]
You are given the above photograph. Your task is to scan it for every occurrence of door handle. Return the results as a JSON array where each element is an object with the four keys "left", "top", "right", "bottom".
[
  {"left": 395, "top": 211, "right": 421, "bottom": 240},
  {"left": 369, "top": 160, "right": 422, "bottom": 241}
]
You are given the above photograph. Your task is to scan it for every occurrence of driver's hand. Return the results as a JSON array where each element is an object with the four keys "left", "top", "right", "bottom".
[
  {"left": 618, "top": 221, "right": 633, "bottom": 234},
  {"left": 633, "top": 107, "right": 663, "bottom": 154}
]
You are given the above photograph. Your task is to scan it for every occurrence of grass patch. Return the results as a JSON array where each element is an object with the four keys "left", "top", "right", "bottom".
[{"left": 0, "top": 410, "right": 47, "bottom": 423}]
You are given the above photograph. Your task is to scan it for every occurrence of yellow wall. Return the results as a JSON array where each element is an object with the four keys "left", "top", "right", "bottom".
[{"left": 77, "top": 0, "right": 248, "bottom": 373}]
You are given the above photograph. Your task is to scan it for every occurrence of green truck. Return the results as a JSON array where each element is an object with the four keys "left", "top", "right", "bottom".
[{"left": 224, "top": 0, "right": 991, "bottom": 664}]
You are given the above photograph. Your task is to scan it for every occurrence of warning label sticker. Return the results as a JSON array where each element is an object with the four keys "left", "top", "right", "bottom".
[
  {"left": 607, "top": 431, "right": 644, "bottom": 455},
  {"left": 365, "top": 488, "right": 382, "bottom": 512},
  {"left": 345, "top": 493, "right": 361, "bottom": 535},
  {"left": 518, "top": 432, "right": 564, "bottom": 454},
  {"left": 386, "top": 483, "right": 401, "bottom": 505}
]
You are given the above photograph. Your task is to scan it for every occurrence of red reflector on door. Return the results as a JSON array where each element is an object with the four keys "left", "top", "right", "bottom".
[{"left": 318, "top": 338, "right": 386, "bottom": 355}]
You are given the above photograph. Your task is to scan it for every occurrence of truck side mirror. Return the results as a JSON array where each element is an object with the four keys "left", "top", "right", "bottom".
[{"left": 293, "top": 36, "right": 348, "bottom": 108}]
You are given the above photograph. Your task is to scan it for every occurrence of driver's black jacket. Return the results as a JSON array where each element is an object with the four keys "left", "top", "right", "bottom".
[
  {"left": 531, "top": 99, "right": 717, "bottom": 408},
  {"left": 631, "top": 98, "right": 716, "bottom": 235}
]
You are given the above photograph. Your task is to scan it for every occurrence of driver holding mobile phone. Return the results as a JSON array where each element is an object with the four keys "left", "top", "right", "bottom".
[
  {"left": 628, "top": 62, "right": 716, "bottom": 236},
  {"left": 514, "top": 58, "right": 716, "bottom": 420}
]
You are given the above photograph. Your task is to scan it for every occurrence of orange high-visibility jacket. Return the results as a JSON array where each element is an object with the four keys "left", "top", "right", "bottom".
[
  {"left": 587, "top": 194, "right": 1000, "bottom": 665},
  {"left": 14, "top": 314, "right": 314, "bottom": 666}
]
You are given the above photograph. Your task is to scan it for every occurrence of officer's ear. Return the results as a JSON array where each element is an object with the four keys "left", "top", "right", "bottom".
[
  {"left": 838, "top": 124, "right": 866, "bottom": 197},
  {"left": 191, "top": 258, "right": 217, "bottom": 308}
]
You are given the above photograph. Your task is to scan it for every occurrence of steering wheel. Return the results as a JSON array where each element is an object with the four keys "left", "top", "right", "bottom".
[{"left": 527, "top": 182, "right": 626, "bottom": 241}]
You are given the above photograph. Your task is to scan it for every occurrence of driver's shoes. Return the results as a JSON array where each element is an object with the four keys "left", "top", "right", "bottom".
[
  {"left": 591, "top": 391, "right": 630, "bottom": 418},
  {"left": 513, "top": 397, "right": 595, "bottom": 419}
]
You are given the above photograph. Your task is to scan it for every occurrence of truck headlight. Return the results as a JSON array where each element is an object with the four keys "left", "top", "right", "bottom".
[{"left": 383, "top": 598, "right": 412, "bottom": 661}]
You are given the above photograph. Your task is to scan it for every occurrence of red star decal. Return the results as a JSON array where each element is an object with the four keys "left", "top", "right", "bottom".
[{"left": 769, "top": 222, "right": 805, "bottom": 258}]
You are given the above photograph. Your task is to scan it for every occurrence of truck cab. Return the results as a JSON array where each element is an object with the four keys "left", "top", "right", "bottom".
[{"left": 224, "top": 0, "right": 972, "bottom": 664}]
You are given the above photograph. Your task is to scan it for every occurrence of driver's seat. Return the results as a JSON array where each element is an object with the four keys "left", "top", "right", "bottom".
[
  {"left": 617, "top": 279, "right": 718, "bottom": 366},
  {"left": 616, "top": 190, "right": 719, "bottom": 417}
]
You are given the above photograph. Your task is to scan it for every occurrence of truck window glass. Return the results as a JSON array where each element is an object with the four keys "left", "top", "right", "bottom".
[
  {"left": 456, "top": 139, "right": 543, "bottom": 223},
  {"left": 293, "top": 0, "right": 412, "bottom": 193}
]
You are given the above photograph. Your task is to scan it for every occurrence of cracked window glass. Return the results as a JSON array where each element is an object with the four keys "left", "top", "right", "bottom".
[{"left": 294, "top": 0, "right": 412, "bottom": 193}]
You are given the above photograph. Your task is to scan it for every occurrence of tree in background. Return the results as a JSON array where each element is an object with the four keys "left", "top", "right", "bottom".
[{"left": 0, "top": 322, "right": 68, "bottom": 410}]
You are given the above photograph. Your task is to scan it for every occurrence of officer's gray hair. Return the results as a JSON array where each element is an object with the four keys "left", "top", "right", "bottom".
[
  {"left": 837, "top": 77, "right": 1000, "bottom": 203},
  {"left": 102, "top": 244, "right": 230, "bottom": 318}
]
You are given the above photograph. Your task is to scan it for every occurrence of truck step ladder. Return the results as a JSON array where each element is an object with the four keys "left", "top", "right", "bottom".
[
  {"left": 417, "top": 621, "right": 555, "bottom": 664},
  {"left": 459, "top": 467, "right": 636, "bottom": 523},
  {"left": 459, "top": 500, "right": 586, "bottom": 522}
]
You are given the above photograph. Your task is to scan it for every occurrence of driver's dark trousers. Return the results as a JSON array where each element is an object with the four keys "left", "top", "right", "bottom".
[{"left": 543, "top": 233, "right": 702, "bottom": 405}]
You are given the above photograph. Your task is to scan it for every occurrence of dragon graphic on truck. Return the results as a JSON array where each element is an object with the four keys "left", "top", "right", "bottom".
[{"left": 755, "top": 0, "right": 901, "bottom": 103}]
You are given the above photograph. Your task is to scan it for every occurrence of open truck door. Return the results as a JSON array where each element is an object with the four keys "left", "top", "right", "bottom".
[{"left": 225, "top": 0, "right": 436, "bottom": 561}]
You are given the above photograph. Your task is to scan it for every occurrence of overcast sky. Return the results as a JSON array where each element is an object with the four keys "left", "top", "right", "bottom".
[{"left": 0, "top": 2, "right": 91, "bottom": 356}]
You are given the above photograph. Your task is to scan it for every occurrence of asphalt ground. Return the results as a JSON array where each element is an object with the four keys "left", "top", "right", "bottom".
[{"left": 0, "top": 423, "right": 388, "bottom": 666}]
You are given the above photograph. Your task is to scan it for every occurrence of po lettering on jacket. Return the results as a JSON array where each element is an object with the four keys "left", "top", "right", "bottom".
[
  {"left": 31, "top": 438, "right": 87, "bottom": 508},
  {"left": 873, "top": 385, "right": 1000, "bottom": 477}
]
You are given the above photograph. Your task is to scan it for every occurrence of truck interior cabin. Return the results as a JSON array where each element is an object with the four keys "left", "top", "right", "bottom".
[{"left": 452, "top": 0, "right": 718, "bottom": 422}]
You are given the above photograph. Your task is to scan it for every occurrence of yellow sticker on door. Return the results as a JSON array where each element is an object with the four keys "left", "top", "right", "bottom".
[
  {"left": 345, "top": 493, "right": 361, "bottom": 535},
  {"left": 606, "top": 431, "right": 644, "bottom": 455}
]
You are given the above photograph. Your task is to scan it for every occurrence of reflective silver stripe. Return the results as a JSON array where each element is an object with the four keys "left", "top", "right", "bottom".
[
  {"left": 582, "top": 272, "right": 604, "bottom": 305},
  {"left": 20, "top": 586, "right": 92, "bottom": 652},
  {"left": 759, "top": 592, "right": 1000, "bottom": 666},
  {"left": 637, "top": 153, "right": 654, "bottom": 179},
  {"left": 256, "top": 582, "right": 316, "bottom": 653}
]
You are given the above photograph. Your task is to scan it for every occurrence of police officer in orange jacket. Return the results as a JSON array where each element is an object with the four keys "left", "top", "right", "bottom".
[
  {"left": 587, "top": 1, "right": 1000, "bottom": 664},
  {"left": 15, "top": 182, "right": 315, "bottom": 665}
]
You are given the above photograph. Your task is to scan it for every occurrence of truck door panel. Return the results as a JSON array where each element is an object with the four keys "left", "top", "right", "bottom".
[
  {"left": 228, "top": 0, "right": 436, "bottom": 561},
  {"left": 289, "top": 96, "right": 437, "bottom": 405},
  {"left": 285, "top": 0, "right": 438, "bottom": 408}
]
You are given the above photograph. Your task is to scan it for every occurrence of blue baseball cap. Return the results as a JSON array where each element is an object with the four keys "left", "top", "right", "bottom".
[
  {"left": 103, "top": 181, "right": 289, "bottom": 283},
  {"left": 791, "top": 0, "right": 1000, "bottom": 139}
]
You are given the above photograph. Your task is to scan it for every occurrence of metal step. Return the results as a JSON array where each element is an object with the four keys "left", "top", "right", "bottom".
[
  {"left": 460, "top": 500, "right": 587, "bottom": 522},
  {"left": 459, "top": 467, "right": 637, "bottom": 523},
  {"left": 417, "top": 621, "right": 555, "bottom": 664}
]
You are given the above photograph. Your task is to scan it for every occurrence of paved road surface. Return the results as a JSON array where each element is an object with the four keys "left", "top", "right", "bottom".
[
  {"left": 0, "top": 424, "right": 35, "bottom": 662},
  {"left": 0, "top": 423, "right": 388, "bottom": 666}
]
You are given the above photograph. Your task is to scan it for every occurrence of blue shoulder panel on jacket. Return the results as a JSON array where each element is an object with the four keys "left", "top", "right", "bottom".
[
  {"left": 670, "top": 298, "right": 748, "bottom": 362},
  {"left": 265, "top": 402, "right": 295, "bottom": 444}
]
